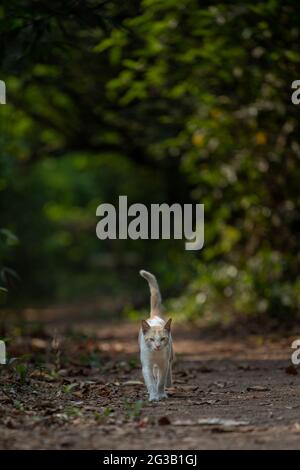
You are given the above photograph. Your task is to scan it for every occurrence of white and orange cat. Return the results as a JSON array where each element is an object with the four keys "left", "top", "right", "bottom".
[{"left": 139, "top": 270, "right": 173, "bottom": 402}]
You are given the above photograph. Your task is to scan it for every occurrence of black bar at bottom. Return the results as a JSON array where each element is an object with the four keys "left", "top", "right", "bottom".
[{"left": 0, "top": 449, "right": 296, "bottom": 467}]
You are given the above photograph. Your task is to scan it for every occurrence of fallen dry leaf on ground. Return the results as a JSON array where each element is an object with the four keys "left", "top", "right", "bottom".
[
  {"left": 197, "top": 418, "right": 250, "bottom": 427},
  {"left": 158, "top": 416, "right": 171, "bottom": 425},
  {"left": 285, "top": 365, "right": 298, "bottom": 375},
  {"left": 122, "top": 380, "right": 144, "bottom": 386}
]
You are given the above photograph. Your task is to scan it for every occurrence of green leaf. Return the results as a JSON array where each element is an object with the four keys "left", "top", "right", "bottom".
[
  {"left": 0, "top": 229, "right": 19, "bottom": 246},
  {"left": 0, "top": 287, "right": 8, "bottom": 304}
]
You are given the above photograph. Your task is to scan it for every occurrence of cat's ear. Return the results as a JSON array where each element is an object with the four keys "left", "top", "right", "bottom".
[
  {"left": 141, "top": 320, "right": 150, "bottom": 334},
  {"left": 164, "top": 318, "right": 172, "bottom": 332}
]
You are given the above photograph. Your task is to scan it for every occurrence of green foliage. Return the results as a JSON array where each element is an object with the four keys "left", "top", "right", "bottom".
[
  {"left": 1, "top": 0, "right": 300, "bottom": 320},
  {"left": 15, "top": 362, "right": 29, "bottom": 383},
  {"left": 5, "top": 354, "right": 31, "bottom": 383},
  {"left": 0, "top": 228, "right": 19, "bottom": 301},
  {"left": 123, "top": 399, "right": 144, "bottom": 420},
  {"left": 94, "top": 406, "right": 114, "bottom": 422},
  {"left": 62, "top": 383, "right": 78, "bottom": 394}
]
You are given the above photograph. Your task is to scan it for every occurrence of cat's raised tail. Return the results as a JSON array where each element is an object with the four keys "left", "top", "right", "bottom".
[{"left": 139, "top": 270, "right": 162, "bottom": 318}]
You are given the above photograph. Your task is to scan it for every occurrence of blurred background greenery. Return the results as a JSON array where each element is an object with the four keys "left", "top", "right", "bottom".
[{"left": 1, "top": 0, "right": 300, "bottom": 322}]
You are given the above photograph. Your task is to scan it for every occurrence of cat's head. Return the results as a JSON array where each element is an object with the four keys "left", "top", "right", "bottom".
[{"left": 141, "top": 318, "right": 172, "bottom": 351}]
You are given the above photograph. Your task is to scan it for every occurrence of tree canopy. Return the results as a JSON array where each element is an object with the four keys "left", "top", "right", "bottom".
[{"left": 1, "top": 0, "right": 300, "bottom": 320}]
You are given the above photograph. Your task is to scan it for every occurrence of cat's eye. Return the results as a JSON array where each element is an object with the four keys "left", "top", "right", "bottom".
[
  {"left": 149, "top": 338, "right": 154, "bottom": 341},
  {"left": 161, "top": 337, "right": 167, "bottom": 341}
]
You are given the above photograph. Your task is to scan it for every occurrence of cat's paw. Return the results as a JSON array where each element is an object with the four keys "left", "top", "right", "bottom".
[
  {"left": 149, "top": 394, "right": 160, "bottom": 402},
  {"left": 158, "top": 392, "right": 168, "bottom": 400}
]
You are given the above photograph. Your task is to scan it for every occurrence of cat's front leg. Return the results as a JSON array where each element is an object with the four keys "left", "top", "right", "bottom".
[
  {"left": 166, "top": 360, "right": 173, "bottom": 388},
  {"left": 157, "top": 366, "right": 168, "bottom": 399},
  {"left": 142, "top": 365, "right": 159, "bottom": 401}
]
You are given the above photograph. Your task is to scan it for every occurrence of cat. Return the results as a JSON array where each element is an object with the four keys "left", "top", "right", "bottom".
[{"left": 138, "top": 270, "right": 173, "bottom": 402}]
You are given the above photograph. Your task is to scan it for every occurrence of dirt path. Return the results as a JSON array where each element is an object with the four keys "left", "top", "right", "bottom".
[{"left": 1, "top": 311, "right": 300, "bottom": 450}]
